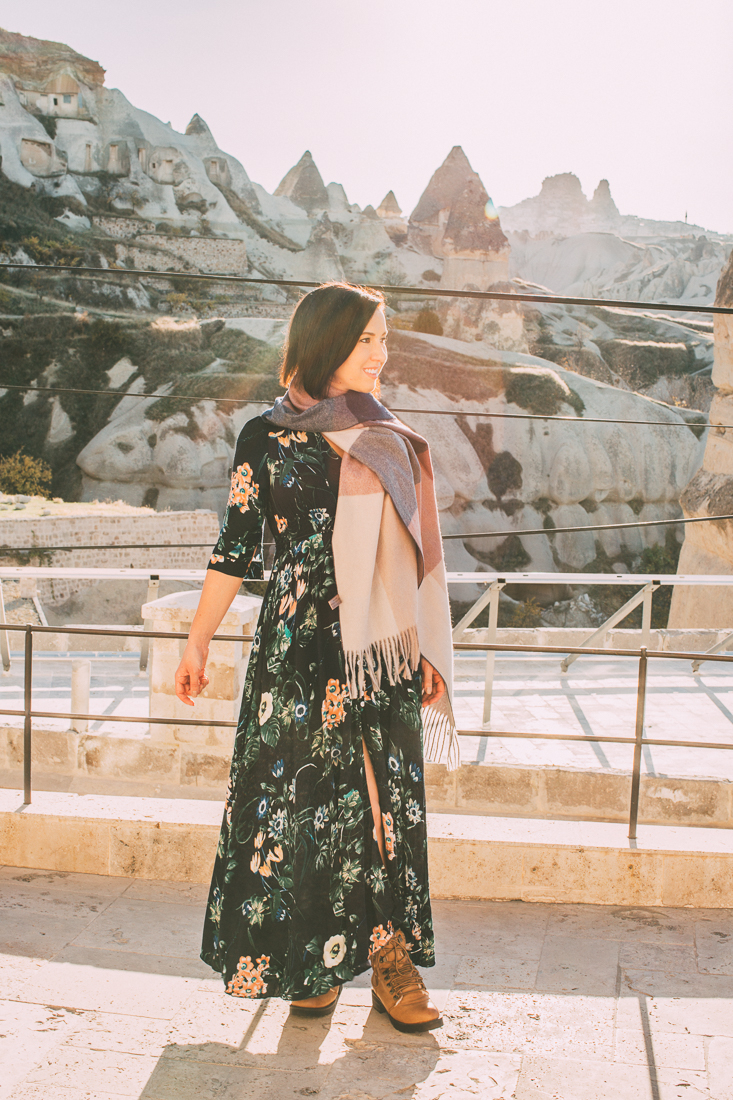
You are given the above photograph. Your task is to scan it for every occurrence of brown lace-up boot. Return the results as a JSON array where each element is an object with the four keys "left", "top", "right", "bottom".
[{"left": 370, "top": 930, "right": 442, "bottom": 1033}]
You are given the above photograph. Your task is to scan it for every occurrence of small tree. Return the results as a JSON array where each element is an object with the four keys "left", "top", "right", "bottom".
[
  {"left": 412, "top": 308, "right": 443, "bottom": 336},
  {"left": 0, "top": 451, "right": 53, "bottom": 497}
]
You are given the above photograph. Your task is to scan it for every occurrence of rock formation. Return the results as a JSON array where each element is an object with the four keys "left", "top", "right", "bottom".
[
  {"left": 274, "top": 150, "right": 329, "bottom": 215},
  {"left": 0, "top": 22, "right": 728, "bottom": 591},
  {"left": 377, "top": 191, "right": 401, "bottom": 218},
  {"left": 71, "top": 325, "right": 703, "bottom": 595},
  {"left": 500, "top": 172, "right": 706, "bottom": 239},
  {"left": 0, "top": 26, "right": 105, "bottom": 86},
  {"left": 669, "top": 252, "right": 733, "bottom": 626}
]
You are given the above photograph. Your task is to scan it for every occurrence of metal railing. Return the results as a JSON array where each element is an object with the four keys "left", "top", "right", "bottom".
[
  {"left": 2, "top": 620, "right": 733, "bottom": 842},
  {"left": 448, "top": 570, "right": 733, "bottom": 723}
]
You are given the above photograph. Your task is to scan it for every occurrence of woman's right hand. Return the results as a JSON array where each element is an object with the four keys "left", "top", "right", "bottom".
[{"left": 175, "top": 645, "right": 210, "bottom": 706}]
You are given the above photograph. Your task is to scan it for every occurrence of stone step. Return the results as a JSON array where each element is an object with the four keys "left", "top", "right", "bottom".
[
  {"left": 1, "top": 788, "right": 731, "bottom": 907},
  {"left": 4, "top": 721, "right": 732, "bottom": 829}
]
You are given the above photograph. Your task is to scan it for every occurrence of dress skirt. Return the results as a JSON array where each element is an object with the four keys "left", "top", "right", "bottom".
[{"left": 201, "top": 416, "right": 435, "bottom": 1000}]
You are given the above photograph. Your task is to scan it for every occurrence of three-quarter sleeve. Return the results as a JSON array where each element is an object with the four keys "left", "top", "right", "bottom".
[{"left": 208, "top": 417, "right": 270, "bottom": 580}]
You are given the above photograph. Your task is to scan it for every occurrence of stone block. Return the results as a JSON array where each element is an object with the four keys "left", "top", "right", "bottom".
[
  {"left": 543, "top": 769, "right": 629, "bottom": 820},
  {"left": 180, "top": 751, "right": 230, "bottom": 788},
  {"left": 456, "top": 763, "right": 540, "bottom": 815},
  {"left": 109, "top": 823, "right": 218, "bottom": 882},
  {"left": 661, "top": 853, "right": 733, "bottom": 907},
  {"left": 536, "top": 934, "right": 620, "bottom": 995},
  {"left": 515, "top": 1056, "right": 708, "bottom": 1099},
  {"left": 76, "top": 736, "right": 180, "bottom": 782},
  {"left": 522, "top": 847, "right": 663, "bottom": 906},
  {"left": 669, "top": 543, "right": 733, "bottom": 628},
  {"left": 712, "top": 313, "right": 733, "bottom": 391},
  {"left": 423, "top": 762, "right": 457, "bottom": 808},
  {"left": 143, "top": 590, "right": 261, "bottom": 747},
  {"left": 0, "top": 811, "right": 110, "bottom": 875},
  {"left": 428, "top": 837, "right": 524, "bottom": 900},
  {"left": 708, "top": 1037, "right": 733, "bottom": 1100},
  {"left": 639, "top": 778, "right": 732, "bottom": 827},
  {"left": 30, "top": 729, "right": 75, "bottom": 771}
]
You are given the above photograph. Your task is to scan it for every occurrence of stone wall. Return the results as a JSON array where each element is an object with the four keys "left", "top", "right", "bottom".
[
  {"left": 669, "top": 253, "right": 733, "bottom": 627},
  {"left": 137, "top": 234, "right": 247, "bottom": 275},
  {"left": 0, "top": 504, "right": 220, "bottom": 604},
  {"left": 92, "top": 215, "right": 156, "bottom": 239}
]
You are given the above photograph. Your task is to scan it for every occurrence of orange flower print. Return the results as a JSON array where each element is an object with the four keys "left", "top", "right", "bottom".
[
  {"left": 370, "top": 922, "right": 394, "bottom": 951},
  {"left": 210, "top": 553, "right": 225, "bottom": 565},
  {"left": 274, "top": 514, "right": 288, "bottom": 534},
  {"left": 268, "top": 430, "right": 308, "bottom": 447},
  {"left": 279, "top": 592, "right": 297, "bottom": 619},
  {"left": 382, "top": 811, "right": 396, "bottom": 860},
  {"left": 228, "top": 462, "right": 259, "bottom": 513},
  {"left": 227, "top": 954, "right": 270, "bottom": 998},
  {"left": 321, "top": 678, "right": 347, "bottom": 730}
]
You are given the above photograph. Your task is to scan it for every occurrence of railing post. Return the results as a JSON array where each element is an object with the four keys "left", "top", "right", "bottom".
[
  {"left": 482, "top": 581, "right": 502, "bottom": 725},
  {"left": 23, "top": 625, "right": 32, "bottom": 805},
  {"left": 628, "top": 646, "right": 648, "bottom": 841},
  {"left": 139, "top": 574, "right": 160, "bottom": 672},
  {"left": 640, "top": 580, "right": 659, "bottom": 650},
  {"left": 70, "top": 659, "right": 91, "bottom": 735},
  {"left": 0, "top": 580, "right": 11, "bottom": 673}
]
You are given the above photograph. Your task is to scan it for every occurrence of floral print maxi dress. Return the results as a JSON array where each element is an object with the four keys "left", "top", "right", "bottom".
[{"left": 201, "top": 414, "right": 435, "bottom": 1000}]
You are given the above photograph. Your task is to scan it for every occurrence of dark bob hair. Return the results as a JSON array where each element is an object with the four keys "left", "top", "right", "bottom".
[{"left": 280, "top": 282, "right": 386, "bottom": 399}]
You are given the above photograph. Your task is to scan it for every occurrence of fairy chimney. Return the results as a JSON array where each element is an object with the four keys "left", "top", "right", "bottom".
[{"left": 669, "top": 252, "right": 733, "bottom": 627}]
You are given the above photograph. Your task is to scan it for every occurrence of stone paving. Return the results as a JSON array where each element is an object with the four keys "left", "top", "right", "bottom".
[
  {"left": 1, "top": 865, "right": 732, "bottom": 1099},
  {"left": 2, "top": 650, "right": 733, "bottom": 785}
]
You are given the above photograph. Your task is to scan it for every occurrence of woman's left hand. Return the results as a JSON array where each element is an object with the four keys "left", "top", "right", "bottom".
[{"left": 420, "top": 656, "right": 446, "bottom": 707}]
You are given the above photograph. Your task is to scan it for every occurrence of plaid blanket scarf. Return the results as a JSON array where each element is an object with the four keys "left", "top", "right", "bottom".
[{"left": 266, "top": 389, "right": 459, "bottom": 770}]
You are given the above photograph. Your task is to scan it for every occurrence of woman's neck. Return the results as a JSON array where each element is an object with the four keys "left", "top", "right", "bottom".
[{"left": 286, "top": 375, "right": 348, "bottom": 411}]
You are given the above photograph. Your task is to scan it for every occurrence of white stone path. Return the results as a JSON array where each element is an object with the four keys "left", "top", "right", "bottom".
[
  {"left": 0, "top": 866, "right": 731, "bottom": 1099},
  {"left": 1, "top": 651, "right": 733, "bottom": 784}
]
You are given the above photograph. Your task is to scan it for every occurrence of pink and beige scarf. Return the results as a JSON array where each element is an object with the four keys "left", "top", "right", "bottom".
[{"left": 267, "top": 382, "right": 459, "bottom": 770}]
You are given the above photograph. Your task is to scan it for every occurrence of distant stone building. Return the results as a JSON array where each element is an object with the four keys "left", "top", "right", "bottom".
[
  {"left": 44, "top": 73, "right": 82, "bottom": 117},
  {"left": 146, "top": 146, "right": 186, "bottom": 186},
  {"left": 104, "top": 140, "right": 130, "bottom": 176},
  {"left": 15, "top": 72, "right": 88, "bottom": 120},
  {"left": 203, "top": 156, "right": 232, "bottom": 189},
  {"left": 19, "top": 137, "right": 66, "bottom": 177}
]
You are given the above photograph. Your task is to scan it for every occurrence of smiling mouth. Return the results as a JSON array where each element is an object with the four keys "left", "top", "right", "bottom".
[{"left": 363, "top": 367, "right": 381, "bottom": 377}]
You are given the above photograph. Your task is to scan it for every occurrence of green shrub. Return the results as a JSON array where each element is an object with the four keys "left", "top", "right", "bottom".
[
  {"left": 506, "top": 596, "right": 543, "bottom": 628},
  {"left": 0, "top": 451, "right": 53, "bottom": 496},
  {"left": 504, "top": 369, "right": 585, "bottom": 416}
]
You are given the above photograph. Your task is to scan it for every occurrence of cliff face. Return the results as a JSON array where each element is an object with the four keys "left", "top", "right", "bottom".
[
  {"left": 0, "top": 26, "right": 105, "bottom": 87},
  {"left": 60, "top": 324, "right": 703, "bottom": 592},
  {"left": 0, "top": 21, "right": 726, "bottom": 591}
]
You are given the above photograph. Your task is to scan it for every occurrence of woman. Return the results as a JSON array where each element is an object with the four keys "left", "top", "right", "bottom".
[{"left": 175, "top": 282, "right": 458, "bottom": 1033}]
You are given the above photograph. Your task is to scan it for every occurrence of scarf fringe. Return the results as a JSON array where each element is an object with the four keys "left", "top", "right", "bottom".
[
  {"left": 344, "top": 625, "right": 421, "bottom": 700},
  {"left": 345, "top": 625, "right": 461, "bottom": 773},
  {"left": 422, "top": 703, "right": 461, "bottom": 772}
]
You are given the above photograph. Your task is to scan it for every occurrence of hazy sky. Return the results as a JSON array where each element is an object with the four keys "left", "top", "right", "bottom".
[{"left": 2, "top": 0, "right": 732, "bottom": 230}]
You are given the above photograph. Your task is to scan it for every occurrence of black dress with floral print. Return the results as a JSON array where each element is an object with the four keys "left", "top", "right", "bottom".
[{"left": 201, "top": 414, "right": 435, "bottom": 1000}]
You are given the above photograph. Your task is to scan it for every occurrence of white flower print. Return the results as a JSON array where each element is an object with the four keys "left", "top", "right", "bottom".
[
  {"left": 258, "top": 692, "right": 273, "bottom": 725},
  {"left": 406, "top": 798, "right": 423, "bottom": 825},
  {"left": 323, "top": 933, "right": 346, "bottom": 968}
]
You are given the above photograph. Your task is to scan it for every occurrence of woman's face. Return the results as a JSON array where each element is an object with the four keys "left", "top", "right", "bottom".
[{"left": 329, "top": 307, "right": 388, "bottom": 395}]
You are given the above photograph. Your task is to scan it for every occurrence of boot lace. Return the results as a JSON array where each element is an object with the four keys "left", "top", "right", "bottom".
[{"left": 383, "top": 942, "right": 427, "bottom": 999}]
